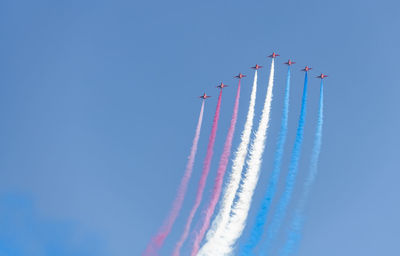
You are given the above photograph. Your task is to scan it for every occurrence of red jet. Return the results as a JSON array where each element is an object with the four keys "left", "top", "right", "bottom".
[
  {"left": 316, "top": 73, "right": 328, "bottom": 79},
  {"left": 268, "top": 52, "right": 280, "bottom": 58},
  {"left": 301, "top": 66, "right": 312, "bottom": 72},
  {"left": 235, "top": 73, "right": 246, "bottom": 79},
  {"left": 217, "top": 82, "right": 228, "bottom": 89},
  {"left": 199, "top": 93, "right": 211, "bottom": 99},
  {"left": 251, "top": 64, "right": 263, "bottom": 70},
  {"left": 284, "top": 59, "right": 296, "bottom": 66}
]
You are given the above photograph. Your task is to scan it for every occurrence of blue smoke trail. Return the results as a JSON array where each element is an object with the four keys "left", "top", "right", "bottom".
[
  {"left": 240, "top": 66, "right": 292, "bottom": 256},
  {"left": 279, "top": 79, "right": 324, "bottom": 256},
  {"left": 260, "top": 72, "right": 309, "bottom": 256}
]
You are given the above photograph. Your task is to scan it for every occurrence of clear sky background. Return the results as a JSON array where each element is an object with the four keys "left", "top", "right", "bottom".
[{"left": 0, "top": 0, "right": 399, "bottom": 255}]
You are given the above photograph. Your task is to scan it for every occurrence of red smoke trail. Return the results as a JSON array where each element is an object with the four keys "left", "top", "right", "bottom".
[
  {"left": 173, "top": 90, "right": 223, "bottom": 256},
  {"left": 191, "top": 80, "right": 241, "bottom": 255},
  {"left": 143, "top": 100, "right": 205, "bottom": 256}
]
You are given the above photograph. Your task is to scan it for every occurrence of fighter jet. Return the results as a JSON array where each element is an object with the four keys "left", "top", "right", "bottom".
[
  {"left": 251, "top": 64, "right": 263, "bottom": 70},
  {"left": 268, "top": 52, "right": 280, "bottom": 58},
  {"left": 234, "top": 73, "right": 246, "bottom": 79},
  {"left": 301, "top": 66, "right": 312, "bottom": 72},
  {"left": 284, "top": 59, "right": 296, "bottom": 66},
  {"left": 217, "top": 82, "right": 228, "bottom": 89},
  {"left": 316, "top": 73, "right": 328, "bottom": 79},
  {"left": 199, "top": 93, "right": 211, "bottom": 99}
]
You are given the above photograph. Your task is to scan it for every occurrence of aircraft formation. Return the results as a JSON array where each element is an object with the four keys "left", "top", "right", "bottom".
[
  {"left": 145, "top": 51, "right": 327, "bottom": 256},
  {"left": 199, "top": 52, "right": 327, "bottom": 100}
]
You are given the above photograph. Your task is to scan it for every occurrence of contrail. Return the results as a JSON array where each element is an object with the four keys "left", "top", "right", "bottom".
[
  {"left": 201, "top": 59, "right": 276, "bottom": 255},
  {"left": 191, "top": 79, "right": 242, "bottom": 256},
  {"left": 173, "top": 89, "right": 223, "bottom": 256},
  {"left": 279, "top": 79, "right": 324, "bottom": 256},
  {"left": 143, "top": 100, "right": 206, "bottom": 256},
  {"left": 260, "top": 71, "right": 309, "bottom": 256},
  {"left": 241, "top": 65, "right": 292, "bottom": 255},
  {"left": 198, "top": 71, "right": 259, "bottom": 256}
]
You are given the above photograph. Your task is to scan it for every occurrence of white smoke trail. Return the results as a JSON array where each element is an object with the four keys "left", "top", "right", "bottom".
[
  {"left": 198, "top": 71, "right": 258, "bottom": 255},
  {"left": 199, "top": 59, "right": 276, "bottom": 255}
]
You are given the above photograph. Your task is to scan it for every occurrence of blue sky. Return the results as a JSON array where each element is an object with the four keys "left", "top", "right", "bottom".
[{"left": 0, "top": 0, "right": 399, "bottom": 255}]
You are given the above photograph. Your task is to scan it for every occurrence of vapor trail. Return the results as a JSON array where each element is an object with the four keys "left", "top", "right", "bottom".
[
  {"left": 191, "top": 80, "right": 241, "bottom": 256},
  {"left": 200, "top": 59, "right": 276, "bottom": 255},
  {"left": 173, "top": 90, "right": 223, "bottom": 256},
  {"left": 198, "top": 71, "right": 259, "bottom": 256},
  {"left": 143, "top": 100, "right": 206, "bottom": 256},
  {"left": 241, "top": 66, "right": 292, "bottom": 255},
  {"left": 260, "top": 72, "right": 309, "bottom": 256},
  {"left": 279, "top": 79, "right": 324, "bottom": 256}
]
